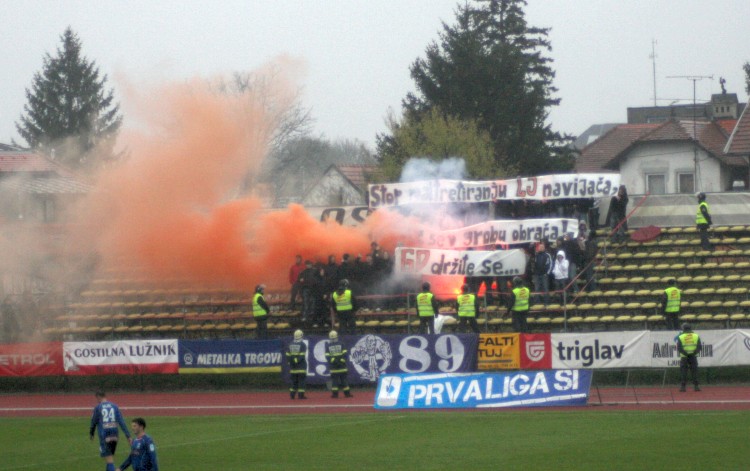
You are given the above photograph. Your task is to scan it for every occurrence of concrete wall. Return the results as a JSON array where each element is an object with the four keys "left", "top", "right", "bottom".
[{"left": 619, "top": 142, "right": 722, "bottom": 194}]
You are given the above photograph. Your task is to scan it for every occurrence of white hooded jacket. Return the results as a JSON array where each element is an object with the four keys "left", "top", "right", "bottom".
[{"left": 552, "top": 250, "right": 569, "bottom": 280}]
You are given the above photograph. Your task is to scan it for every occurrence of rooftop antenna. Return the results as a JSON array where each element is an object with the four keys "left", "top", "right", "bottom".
[
  {"left": 650, "top": 39, "right": 657, "bottom": 106},
  {"left": 666, "top": 75, "right": 714, "bottom": 193}
]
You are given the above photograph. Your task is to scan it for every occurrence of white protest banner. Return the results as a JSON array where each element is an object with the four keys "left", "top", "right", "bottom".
[
  {"left": 551, "top": 331, "right": 650, "bottom": 369},
  {"left": 63, "top": 340, "right": 178, "bottom": 375},
  {"left": 368, "top": 173, "right": 620, "bottom": 208},
  {"left": 418, "top": 218, "right": 579, "bottom": 249},
  {"left": 649, "top": 330, "right": 737, "bottom": 367},
  {"left": 394, "top": 247, "right": 527, "bottom": 277}
]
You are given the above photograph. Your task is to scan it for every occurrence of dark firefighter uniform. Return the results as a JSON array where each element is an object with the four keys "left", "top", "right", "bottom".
[
  {"left": 677, "top": 324, "right": 702, "bottom": 392},
  {"left": 456, "top": 290, "right": 480, "bottom": 333},
  {"left": 416, "top": 286, "right": 439, "bottom": 334},
  {"left": 287, "top": 330, "right": 307, "bottom": 399},
  {"left": 252, "top": 286, "right": 270, "bottom": 339},
  {"left": 325, "top": 331, "right": 352, "bottom": 398}
]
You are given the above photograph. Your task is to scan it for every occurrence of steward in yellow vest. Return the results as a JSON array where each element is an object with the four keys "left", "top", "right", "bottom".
[
  {"left": 331, "top": 279, "right": 357, "bottom": 335},
  {"left": 695, "top": 192, "right": 713, "bottom": 251},
  {"left": 252, "top": 284, "right": 269, "bottom": 339},
  {"left": 506, "top": 277, "right": 530, "bottom": 333},
  {"left": 456, "top": 284, "right": 480, "bottom": 333},
  {"left": 676, "top": 323, "right": 702, "bottom": 392},
  {"left": 661, "top": 279, "right": 681, "bottom": 330},
  {"left": 416, "top": 282, "right": 439, "bottom": 334}
]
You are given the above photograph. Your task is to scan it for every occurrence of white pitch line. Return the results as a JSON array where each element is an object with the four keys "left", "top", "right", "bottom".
[
  {"left": 0, "top": 403, "right": 374, "bottom": 413},
  {"left": 0, "top": 415, "right": 406, "bottom": 471}
]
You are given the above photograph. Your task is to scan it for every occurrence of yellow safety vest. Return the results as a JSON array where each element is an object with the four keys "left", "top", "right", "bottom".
[
  {"left": 511, "top": 287, "right": 530, "bottom": 312},
  {"left": 696, "top": 202, "right": 709, "bottom": 225},
  {"left": 664, "top": 287, "right": 681, "bottom": 313},
  {"left": 678, "top": 332, "right": 700, "bottom": 357},
  {"left": 333, "top": 290, "right": 353, "bottom": 311},
  {"left": 457, "top": 294, "right": 476, "bottom": 317},
  {"left": 252, "top": 293, "right": 267, "bottom": 318},
  {"left": 417, "top": 292, "right": 435, "bottom": 317}
]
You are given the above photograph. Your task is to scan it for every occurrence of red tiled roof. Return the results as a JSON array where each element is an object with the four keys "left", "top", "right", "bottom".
[
  {"left": 725, "top": 101, "right": 750, "bottom": 155},
  {"left": 716, "top": 119, "right": 738, "bottom": 135},
  {"left": 336, "top": 164, "right": 382, "bottom": 188},
  {"left": 575, "top": 124, "right": 659, "bottom": 172},
  {"left": 0, "top": 151, "right": 91, "bottom": 193},
  {"left": 0, "top": 152, "right": 60, "bottom": 173},
  {"left": 577, "top": 119, "right": 747, "bottom": 171}
]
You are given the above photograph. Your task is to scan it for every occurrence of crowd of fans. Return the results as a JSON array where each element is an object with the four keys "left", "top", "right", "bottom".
[{"left": 288, "top": 242, "right": 397, "bottom": 326}]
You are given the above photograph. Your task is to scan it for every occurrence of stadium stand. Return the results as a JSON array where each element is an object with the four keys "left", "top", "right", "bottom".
[{"left": 41, "top": 224, "right": 750, "bottom": 340}]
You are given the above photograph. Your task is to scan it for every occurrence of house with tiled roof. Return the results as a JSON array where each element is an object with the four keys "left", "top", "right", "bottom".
[
  {"left": 301, "top": 164, "right": 381, "bottom": 207},
  {"left": 0, "top": 147, "right": 91, "bottom": 223},
  {"left": 576, "top": 118, "right": 748, "bottom": 195}
]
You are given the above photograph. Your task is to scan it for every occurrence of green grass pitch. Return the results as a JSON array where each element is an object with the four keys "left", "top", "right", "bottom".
[{"left": 1, "top": 410, "right": 747, "bottom": 470}]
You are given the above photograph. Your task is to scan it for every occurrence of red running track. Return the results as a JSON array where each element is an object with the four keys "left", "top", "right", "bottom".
[{"left": 1, "top": 386, "right": 749, "bottom": 417}]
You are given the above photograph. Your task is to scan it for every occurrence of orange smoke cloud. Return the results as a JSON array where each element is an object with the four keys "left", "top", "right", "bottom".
[{"left": 75, "top": 64, "right": 421, "bottom": 293}]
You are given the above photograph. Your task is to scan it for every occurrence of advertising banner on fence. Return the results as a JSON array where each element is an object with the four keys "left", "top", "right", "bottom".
[
  {"left": 648, "top": 330, "right": 736, "bottom": 367},
  {"left": 63, "top": 340, "right": 178, "bottom": 375},
  {"left": 0, "top": 342, "right": 64, "bottom": 377},
  {"left": 178, "top": 339, "right": 283, "bottom": 374},
  {"left": 374, "top": 369, "right": 592, "bottom": 409},
  {"left": 394, "top": 247, "right": 527, "bottom": 277},
  {"left": 520, "top": 333, "right": 553, "bottom": 370},
  {"left": 417, "top": 219, "right": 579, "bottom": 249},
  {"left": 737, "top": 330, "right": 750, "bottom": 365},
  {"left": 551, "top": 331, "right": 650, "bottom": 369},
  {"left": 368, "top": 174, "right": 620, "bottom": 208},
  {"left": 478, "top": 334, "right": 519, "bottom": 370},
  {"left": 281, "top": 334, "right": 478, "bottom": 385}
]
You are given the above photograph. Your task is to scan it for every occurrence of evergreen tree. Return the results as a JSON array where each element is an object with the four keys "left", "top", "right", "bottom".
[
  {"left": 383, "top": 0, "right": 572, "bottom": 177},
  {"left": 16, "top": 27, "right": 121, "bottom": 170},
  {"left": 744, "top": 61, "right": 750, "bottom": 95}
]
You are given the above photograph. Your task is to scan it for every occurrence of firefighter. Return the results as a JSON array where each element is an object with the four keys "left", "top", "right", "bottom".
[
  {"left": 456, "top": 284, "right": 480, "bottom": 333},
  {"left": 507, "top": 276, "right": 530, "bottom": 333},
  {"left": 677, "top": 324, "right": 702, "bottom": 392},
  {"left": 331, "top": 279, "right": 357, "bottom": 335},
  {"left": 661, "top": 278, "right": 681, "bottom": 330},
  {"left": 325, "top": 330, "right": 352, "bottom": 398},
  {"left": 416, "top": 282, "right": 439, "bottom": 334},
  {"left": 286, "top": 329, "right": 308, "bottom": 399},
  {"left": 252, "top": 284, "right": 270, "bottom": 339}
]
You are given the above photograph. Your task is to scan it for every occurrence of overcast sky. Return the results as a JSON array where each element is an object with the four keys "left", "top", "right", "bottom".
[{"left": 2, "top": 0, "right": 749, "bottom": 150}]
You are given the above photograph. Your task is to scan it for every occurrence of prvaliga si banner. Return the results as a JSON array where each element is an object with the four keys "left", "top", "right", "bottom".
[
  {"left": 374, "top": 370, "right": 592, "bottom": 409},
  {"left": 368, "top": 174, "right": 620, "bottom": 208},
  {"left": 394, "top": 247, "right": 527, "bottom": 277}
]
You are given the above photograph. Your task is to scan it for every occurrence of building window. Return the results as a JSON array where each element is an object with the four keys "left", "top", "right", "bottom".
[
  {"left": 646, "top": 174, "right": 666, "bottom": 195},
  {"left": 677, "top": 173, "right": 694, "bottom": 194},
  {"left": 42, "top": 198, "right": 56, "bottom": 223}
]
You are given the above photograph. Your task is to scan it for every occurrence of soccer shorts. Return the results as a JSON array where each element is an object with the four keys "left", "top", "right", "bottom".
[{"left": 99, "top": 436, "right": 118, "bottom": 457}]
